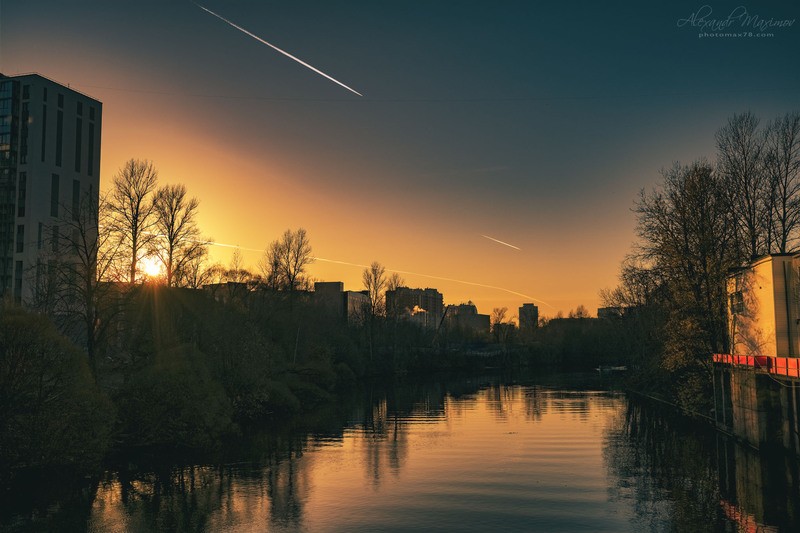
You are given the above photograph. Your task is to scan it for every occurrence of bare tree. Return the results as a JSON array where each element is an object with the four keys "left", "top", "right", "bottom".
[
  {"left": 385, "top": 272, "right": 405, "bottom": 317},
  {"left": 387, "top": 272, "right": 404, "bottom": 292},
  {"left": 491, "top": 307, "right": 508, "bottom": 326},
  {"left": 261, "top": 228, "right": 313, "bottom": 291},
  {"left": 176, "top": 246, "right": 215, "bottom": 289},
  {"left": 152, "top": 184, "right": 205, "bottom": 287},
  {"left": 568, "top": 305, "right": 590, "bottom": 318},
  {"left": 258, "top": 245, "right": 281, "bottom": 290},
  {"left": 716, "top": 112, "right": 768, "bottom": 258},
  {"left": 764, "top": 112, "right": 800, "bottom": 252},
  {"left": 225, "top": 248, "right": 254, "bottom": 283},
  {"left": 362, "top": 261, "right": 387, "bottom": 317},
  {"left": 635, "top": 159, "right": 740, "bottom": 359},
  {"left": 108, "top": 159, "right": 158, "bottom": 283},
  {"left": 38, "top": 191, "right": 125, "bottom": 378}
]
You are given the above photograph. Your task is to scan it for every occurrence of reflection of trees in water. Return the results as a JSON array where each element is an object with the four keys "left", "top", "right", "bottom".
[
  {"left": 361, "top": 404, "right": 409, "bottom": 487},
  {"left": 28, "top": 374, "right": 544, "bottom": 531},
  {"left": 604, "top": 401, "right": 722, "bottom": 532},
  {"left": 605, "top": 400, "right": 800, "bottom": 532},
  {"left": 524, "top": 386, "right": 545, "bottom": 421},
  {"left": 89, "top": 432, "right": 311, "bottom": 531}
]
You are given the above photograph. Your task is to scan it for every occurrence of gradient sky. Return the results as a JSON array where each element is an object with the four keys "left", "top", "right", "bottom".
[{"left": 2, "top": 0, "right": 799, "bottom": 317}]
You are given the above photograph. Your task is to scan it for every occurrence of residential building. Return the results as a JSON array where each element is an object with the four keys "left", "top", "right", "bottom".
[
  {"left": 0, "top": 73, "right": 102, "bottom": 303},
  {"left": 597, "top": 307, "right": 623, "bottom": 320},
  {"left": 727, "top": 254, "right": 800, "bottom": 357},
  {"left": 446, "top": 301, "right": 490, "bottom": 334},
  {"left": 385, "top": 286, "right": 444, "bottom": 329},
  {"left": 314, "top": 281, "right": 369, "bottom": 323},
  {"left": 519, "top": 303, "right": 539, "bottom": 332}
]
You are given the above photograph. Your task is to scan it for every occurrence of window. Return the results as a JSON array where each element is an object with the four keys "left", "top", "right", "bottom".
[
  {"left": 17, "top": 172, "right": 26, "bottom": 217},
  {"left": 730, "top": 292, "right": 744, "bottom": 315},
  {"left": 57, "top": 93, "right": 64, "bottom": 108},
  {"left": 74, "top": 118, "right": 82, "bottom": 172},
  {"left": 22, "top": 85, "right": 29, "bottom": 100},
  {"left": 14, "top": 261, "right": 23, "bottom": 303},
  {"left": 55, "top": 109, "right": 63, "bottom": 166},
  {"left": 77, "top": 101, "right": 83, "bottom": 116},
  {"left": 87, "top": 123, "right": 95, "bottom": 176},
  {"left": 43, "top": 87, "right": 48, "bottom": 102},
  {"left": 89, "top": 106, "right": 95, "bottom": 121},
  {"left": 41, "top": 104, "right": 47, "bottom": 162},
  {"left": 52, "top": 226, "right": 59, "bottom": 253},
  {"left": 50, "top": 174, "right": 59, "bottom": 217},
  {"left": 15, "top": 225, "right": 24, "bottom": 253},
  {"left": 72, "top": 179, "right": 80, "bottom": 220}
]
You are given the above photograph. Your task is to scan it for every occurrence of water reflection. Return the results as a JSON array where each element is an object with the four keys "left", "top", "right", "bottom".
[
  {"left": 605, "top": 399, "right": 800, "bottom": 532},
  {"left": 3, "top": 374, "right": 800, "bottom": 532}
]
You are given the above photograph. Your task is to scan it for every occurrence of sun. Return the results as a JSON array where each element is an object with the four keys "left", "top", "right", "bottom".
[{"left": 140, "top": 256, "right": 164, "bottom": 279}]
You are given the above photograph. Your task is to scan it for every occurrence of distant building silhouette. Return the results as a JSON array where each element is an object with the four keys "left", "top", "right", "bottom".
[
  {"left": 386, "top": 286, "right": 444, "bottom": 329},
  {"left": 0, "top": 73, "right": 102, "bottom": 303},
  {"left": 597, "top": 307, "right": 623, "bottom": 320},
  {"left": 314, "top": 281, "right": 369, "bottom": 323},
  {"left": 519, "top": 303, "right": 539, "bottom": 332},
  {"left": 446, "top": 301, "right": 490, "bottom": 334}
]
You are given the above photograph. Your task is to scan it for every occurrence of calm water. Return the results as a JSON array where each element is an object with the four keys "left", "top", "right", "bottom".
[{"left": 3, "top": 373, "right": 799, "bottom": 532}]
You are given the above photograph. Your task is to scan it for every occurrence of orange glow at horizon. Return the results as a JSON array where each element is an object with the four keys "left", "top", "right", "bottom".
[{"left": 2, "top": 59, "right": 634, "bottom": 319}]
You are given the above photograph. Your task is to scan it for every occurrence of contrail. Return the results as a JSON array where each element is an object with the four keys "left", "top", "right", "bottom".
[
  {"left": 201, "top": 241, "right": 552, "bottom": 307},
  {"left": 480, "top": 234, "right": 521, "bottom": 251},
  {"left": 193, "top": 2, "right": 363, "bottom": 97}
]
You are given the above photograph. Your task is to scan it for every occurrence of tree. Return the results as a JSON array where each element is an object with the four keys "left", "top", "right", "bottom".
[
  {"left": 261, "top": 228, "right": 313, "bottom": 291},
  {"left": 152, "top": 183, "right": 206, "bottom": 287},
  {"left": 387, "top": 272, "right": 404, "bottom": 292},
  {"left": 634, "top": 160, "right": 741, "bottom": 363},
  {"left": 763, "top": 112, "right": 800, "bottom": 252},
  {"left": 491, "top": 307, "right": 508, "bottom": 327},
  {"left": 568, "top": 305, "right": 591, "bottom": 318},
  {"left": 0, "top": 306, "right": 115, "bottom": 475},
  {"left": 109, "top": 159, "right": 159, "bottom": 283},
  {"left": 490, "top": 307, "right": 515, "bottom": 344},
  {"left": 177, "top": 247, "right": 216, "bottom": 289},
  {"left": 32, "top": 190, "right": 125, "bottom": 378},
  {"left": 362, "top": 261, "right": 387, "bottom": 317},
  {"left": 226, "top": 247, "right": 254, "bottom": 283},
  {"left": 716, "top": 112, "right": 768, "bottom": 258}
]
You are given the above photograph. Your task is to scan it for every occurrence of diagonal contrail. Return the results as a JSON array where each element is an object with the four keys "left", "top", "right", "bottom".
[
  {"left": 193, "top": 2, "right": 363, "bottom": 97},
  {"left": 480, "top": 234, "right": 521, "bottom": 251}
]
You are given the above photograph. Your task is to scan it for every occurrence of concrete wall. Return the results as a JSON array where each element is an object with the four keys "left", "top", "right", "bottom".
[{"left": 715, "top": 364, "right": 800, "bottom": 456}]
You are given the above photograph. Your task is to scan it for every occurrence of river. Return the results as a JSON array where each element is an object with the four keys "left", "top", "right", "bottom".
[{"left": 2, "top": 372, "right": 799, "bottom": 532}]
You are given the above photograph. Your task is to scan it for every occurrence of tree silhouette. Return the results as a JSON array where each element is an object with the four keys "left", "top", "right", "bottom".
[
  {"left": 108, "top": 159, "right": 158, "bottom": 283},
  {"left": 262, "top": 228, "right": 313, "bottom": 291},
  {"left": 152, "top": 183, "right": 205, "bottom": 287}
]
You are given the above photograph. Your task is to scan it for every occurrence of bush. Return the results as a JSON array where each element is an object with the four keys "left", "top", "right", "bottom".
[
  {"left": 114, "top": 344, "right": 234, "bottom": 450},
  {"left": 0, "top": 306, "right": 115, "bottom": 479}
]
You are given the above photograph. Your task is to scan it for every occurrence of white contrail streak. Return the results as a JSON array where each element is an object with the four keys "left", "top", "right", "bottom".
[
  {"left": 193, "top": 2, "right": 363, "bottom": 97},
  {"left": 480, "top": 234, "right": 521, "bottom": 250},
  {"left": 202, "top": 241, "right": 552, "bottom": 307}
]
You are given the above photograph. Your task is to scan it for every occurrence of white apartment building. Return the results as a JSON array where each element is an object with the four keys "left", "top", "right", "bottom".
[{"left": 0, "top": 73, "right": 102, "bottom": 303}]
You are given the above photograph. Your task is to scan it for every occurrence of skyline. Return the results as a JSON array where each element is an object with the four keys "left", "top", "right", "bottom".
[{"left": 2, "top": 1, "right": 799, "bottom": 315}]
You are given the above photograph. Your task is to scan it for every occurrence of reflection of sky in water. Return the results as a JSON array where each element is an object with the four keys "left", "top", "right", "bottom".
[
  {"left": 81, "top": 383, "right": 797, "bottom": 532},
  {"left": 87, "top": 387, "right": 640, "bottom": 532}
]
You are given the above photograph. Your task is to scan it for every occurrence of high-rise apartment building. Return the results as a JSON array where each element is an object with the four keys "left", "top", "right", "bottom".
[
  {"left": 519, "top": 303, "right": 539, "bottom": 332},
  {"left": 386, "top": 287, "right": 444, "bottom": 329},
  {"left": 0, "top": 73, "right": 102, "bottom": 303}
]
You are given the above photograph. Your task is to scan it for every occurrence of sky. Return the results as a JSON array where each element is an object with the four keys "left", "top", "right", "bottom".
[{"left": 1, "top": 0, "right": 799, "bottom": 317}]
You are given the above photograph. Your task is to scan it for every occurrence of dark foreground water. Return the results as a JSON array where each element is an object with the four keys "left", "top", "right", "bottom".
[{"left": 3, "top": 373, "right": 800, "bottom": 532}]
